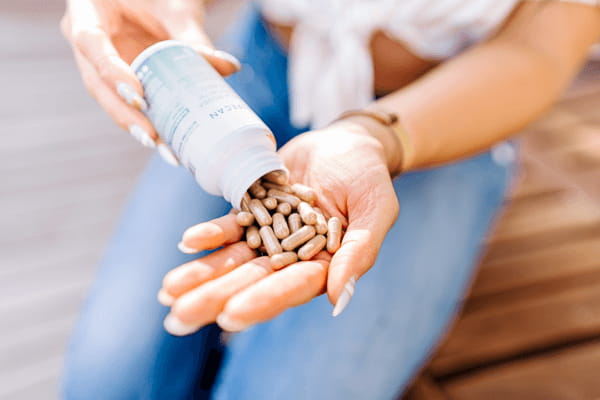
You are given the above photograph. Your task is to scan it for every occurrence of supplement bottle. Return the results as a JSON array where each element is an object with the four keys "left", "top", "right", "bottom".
[{"left": 131, "top": 41, "right": 286, "bottom": 209}]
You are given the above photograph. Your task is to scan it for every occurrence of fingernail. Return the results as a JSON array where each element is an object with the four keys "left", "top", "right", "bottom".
[
  {"left": 217, "top": 314, "right": 248, "bottom": 332},
  {"left": 116, "top": 82, "right": 148, "bottom": 111},
  {"left": 157, "top": 143, "right": 180, "bottom": 166},
  {"left": 177, "top": 241, "right": 199, "bottom": 254},
  {"left": 128, "top": 124, "right": 156, "bottom": 148},
  {"left": 212, "top": 50, "right": 242, "bottom": 72},
  {"left": 163, "top": 313, "right": 201, "bottom": 336},
  {"left": 332, "top": 275, "right": 357, "bottom": 317},
  {"left": 157, "top": 289, "right": 175, "bottom": 306}
]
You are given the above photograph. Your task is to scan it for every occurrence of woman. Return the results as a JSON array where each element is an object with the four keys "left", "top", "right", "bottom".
[{"left": 60, "top": 0, "right": 600, "bottom": 399}]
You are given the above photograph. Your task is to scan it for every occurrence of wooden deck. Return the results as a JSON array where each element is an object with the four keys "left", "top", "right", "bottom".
[
  {"left": 2, "top": 2, "right": 599, "bottom": 399},
  {"left": 405, "top": 63, "right": 600, "bottom": 399}
]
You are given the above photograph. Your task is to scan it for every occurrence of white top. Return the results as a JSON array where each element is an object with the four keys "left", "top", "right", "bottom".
[{"left": 257, "top": 0, "right": 600, "bottom": 128}]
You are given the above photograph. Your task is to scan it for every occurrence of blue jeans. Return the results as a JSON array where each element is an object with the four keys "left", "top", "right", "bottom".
[{"left": 62, "top": 6, "right": 515, "bottom": 400}]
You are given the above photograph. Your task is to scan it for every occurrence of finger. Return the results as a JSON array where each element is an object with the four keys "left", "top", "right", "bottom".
[
  {"left": 327, "top": 184, "right": 400, "bottom": 316},
  {"left": 164, "top": 257, "right": 272, "bottom": 336},
  {"left": 72, "top": 48, "right": 158, "bottom": 146},
  {"left": 178, "top": 214, "right": 244, "bottom": 254},
  {"left": 160, "top": 12, "right": 241, "bottom": 76},
  {"left": 217, "top": 255, "right": 330, "bottom": 332},
  {"left": 66, "top": 0, "right": 148, "bottom": 110},
  {"left": 162, "top": 242, "right": 255, "bottom": 298}
]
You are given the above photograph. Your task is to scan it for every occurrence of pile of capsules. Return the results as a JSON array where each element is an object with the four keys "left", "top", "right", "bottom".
[{"left": 235, "top": 171, "right": 343, "bottom": 270}]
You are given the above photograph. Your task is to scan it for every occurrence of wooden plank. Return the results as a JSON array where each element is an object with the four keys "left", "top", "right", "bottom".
[
  {"left": 0, "top": 355, "right": 63, "bottom": 399},
  {"left": 442, "top": 340, "right": 600, "bottom": 400},
  {"left": 430, "top": 278, "right": 600, "bottom": 376},
  {"left": 403, "top": 374, "right": 450, "bottom": 400},
  {"left": 471, "top": 236, "right": 600, "bottom": 298},
  {"left": 489, "top": 191, "right": 600, "bottom": 244}
]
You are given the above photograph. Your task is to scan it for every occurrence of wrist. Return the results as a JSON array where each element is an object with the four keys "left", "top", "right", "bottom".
[{"left": 330, "top": 113, "right": 406, "bottom": 177}]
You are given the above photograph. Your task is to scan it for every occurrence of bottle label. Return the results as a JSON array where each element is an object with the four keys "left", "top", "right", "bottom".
[{"left": 133, "top": 44, "right": 271, "bottom": 172}]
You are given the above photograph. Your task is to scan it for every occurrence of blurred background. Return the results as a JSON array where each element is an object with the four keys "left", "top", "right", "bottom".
[{"left": 1, "top": 1, "right": 599, "bottom": 399}]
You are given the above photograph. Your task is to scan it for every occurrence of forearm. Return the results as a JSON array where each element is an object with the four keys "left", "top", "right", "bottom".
[{"left": 374, "top": 2, "right": 600, "bottom": 172}]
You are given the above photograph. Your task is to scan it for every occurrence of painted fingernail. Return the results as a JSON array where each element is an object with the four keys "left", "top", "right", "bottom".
[
  {"left": 128, "top": 124, "right": 156, "bottom": 148},
  {"left": 157, "top": 143, "right": 180, "bottom": 166},
  {"left": 217, "top": 313, "right": 248, "bottom": 332},
  {"left": 177, "top": 241, "right": 199, "bottom": 254},
  {"left": 332, "top": 275, "right": 357, "bottom": 317},
  {"left": 116, "top": 82, "right": 148, "bottom": 111},
  {"left": 163, "top": 313, "right": 201, "bottom": 336},
  {"left": 157, "top": 289, "right": 175, "bottom": 306},
  {"left": 212, "top": 50, "right": 242, "bottom": 72}
]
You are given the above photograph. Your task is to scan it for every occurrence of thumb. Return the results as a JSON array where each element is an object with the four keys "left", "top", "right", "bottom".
[
  {"left": 161, "top": 14, "right": 241, "bottom": 76},
  {"left": 327, "top": 184, "right": 399, "bottom": 316}
]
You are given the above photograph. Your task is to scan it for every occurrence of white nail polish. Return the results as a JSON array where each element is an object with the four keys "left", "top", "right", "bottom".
[
  {"left": 163, "top": 314, "right": 201, "bottom": 336},
  {"left": 217, "top": 314, "right": 247, "bottom": 332},
  {"left": 128, "top": 124, "right": 156, "bottom": 148},
  {"left": 157, "top": 289, "right": 175, "bottom": 306},
  {"left": 157, "top": 143, "right": 180, "bottom": 166},
  {"left": 212, "top": 50, "right": 242, "bottom": 71},
  {"left": 177, "top": 241, "right": 198, "bottom": 254},
  {"left": 116, "top": 82, "right": 148, "bottom": 111},
  {"left": 332, "top": 275, "right": 357, "bottom": 317}
]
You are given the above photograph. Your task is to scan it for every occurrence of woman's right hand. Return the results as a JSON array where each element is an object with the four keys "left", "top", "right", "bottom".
[{"left": 61, "top": 0, "right": 241, "bottom": 163}]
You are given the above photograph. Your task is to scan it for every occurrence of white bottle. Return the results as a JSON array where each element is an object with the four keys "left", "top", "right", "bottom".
[{"left": 131, "top": 41, "right": 286, "bottom": 209}]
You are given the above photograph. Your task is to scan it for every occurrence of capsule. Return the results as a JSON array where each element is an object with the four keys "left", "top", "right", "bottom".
[
  {"left": 276, "top": 202, "right": 292, "bottom": 216},
  {"left": 263, "top": 170, "right": 288, "bottom": 185},
  {"left": 262, "top": 196, "right": 278, "bottom": 210},
  {"left": 235, "top": 211, "right": 255, "bottom": 226},
  {"left": 248, "top": 181, "right": 267, "bottom": 199},
  {"left": 270, "top": 252, "right": 298, "bottom": 270},
  {"left": 246, "top": 225, "right": 262, "bottom": 249},
  {"left": 313, "top": 207, "right": 328, "bottom": 234},
  {"left": 259, "top": 226, "right": 283, "bottom": 256},
  {"left": 298, "top": 235, "right": 327, "bottom": 261},
  {"left": 298, "top": 201, "right": 318, "bottom": 225},
  {"left": 241, "top": 192, "right": 251, "bottom": 212},
  {"left": 281, "top": 225, "right": 316, "bottom": 251},
  {"left": 262, "top": 181, "right": 293, "bottom": 193},
  {"left": 291, "top": 183, "right": 316, "bottom": 204},
  {"left": 267, "top": 189, "right": 301, "bottom": 208},
  {"left": 272, "top": 212, "right": 290, "bottom": 239},
  {"left": 288, "top": 213, "right": 303, "bottom": 233},
  {"left": 326, "top": 217, "right": 342, "bottom": 253},
  {"left": 248, "top": 199, "right": 272, "bottom": 226}
]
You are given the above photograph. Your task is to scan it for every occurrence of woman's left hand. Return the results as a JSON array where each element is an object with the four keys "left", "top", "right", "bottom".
[{"left": 158, "top": 121, "right": 400, "bottom": 335}]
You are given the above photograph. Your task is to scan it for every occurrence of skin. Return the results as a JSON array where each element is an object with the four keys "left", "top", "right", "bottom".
[{"left": 63, "top": 0, "right": 600, "bottom": 333}]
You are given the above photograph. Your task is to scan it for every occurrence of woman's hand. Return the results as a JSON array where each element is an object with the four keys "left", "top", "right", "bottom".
[
  {"left": 158, "top": 122, "right": 400, "bottom": 335},
  {"left": 61, "top": 0, "right": 240, "bottom": 160}
]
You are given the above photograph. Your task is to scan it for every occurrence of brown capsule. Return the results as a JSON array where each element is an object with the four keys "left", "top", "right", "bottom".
[
  {"left": 298, "top": 201, "right": 318, "bottom": 225},
  {"left": 248, "top": 181, "right": 267, "bottom": 199},
  {"left": 326, "top": 217, "right": 342, "bottom": 253},
  {"left": 266, "top": 189, "right": 301, "bottom": 208},
  {"left": 270, "top": 252, "right": 298, "bottom": 270},
  {"left": 246, "top": 225, "right": 262, "bottom": 249},
  {"left": 298, "top": 235, "right": 327, "bottom": 261},
  {"left": 291, "top": 183, "right": 316, "bottom": 204},
  {"left": 272, "top": 213, "right": 290, "bottom": 239},
  {"left": 276, "top": 202, "right": 292, "bottom": 216},
  {"left": 248, "top": 199, "right": 272, "bottom": 226},
  {"left": 241, "top": 193, "right": 251, "bottom": 212},
  {"left": 313, "top": 207, "right": 328, "bottom": 235},
  {"left": 259, "top": 226, "right": 283, "bottom": 256},
  {"left": 261, "top": 181, "right": 293, "bottom": 193},
  {"left": 281, "top": 225, "right": 316, "bottom": 251},
  {"left": 263, "top": 170, "right": 288, "bottom": 185},
  {"left": 288, "top": 213, "right": 303, "bottom": 233},
  {"left": 236, "top": 211, "right": 255, "bottom": 226},
  {"left": 262, "top": 196, "right": 278, "bottom": 210}
]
